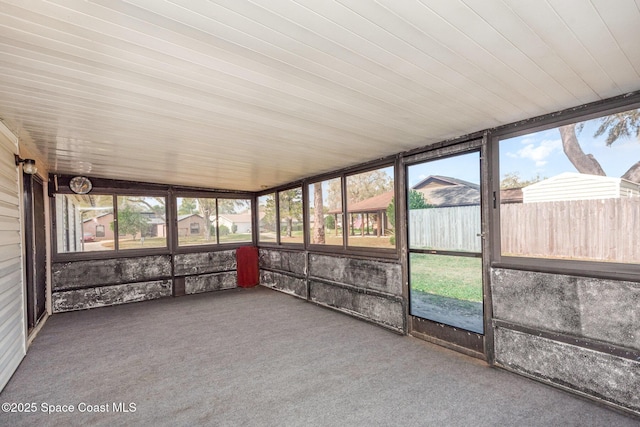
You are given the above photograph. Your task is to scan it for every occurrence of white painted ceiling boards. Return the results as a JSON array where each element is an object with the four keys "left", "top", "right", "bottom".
[{"left": 1, "top": 0, "right": 639, "bottom": 191}]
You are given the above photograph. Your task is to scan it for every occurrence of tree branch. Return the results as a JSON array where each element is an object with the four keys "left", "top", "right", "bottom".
[{"left": 559, "top": 124, "right": 606, "bottom": 176}]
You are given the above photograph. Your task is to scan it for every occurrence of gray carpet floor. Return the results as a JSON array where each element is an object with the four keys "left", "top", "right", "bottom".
[{"left": 1, "top": 286, "right": 637, "bottom": 426}]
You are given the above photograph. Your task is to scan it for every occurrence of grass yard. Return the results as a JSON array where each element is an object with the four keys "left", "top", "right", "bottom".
[{"left": 410, "top": 253, "right": 483, "bottom": 302}]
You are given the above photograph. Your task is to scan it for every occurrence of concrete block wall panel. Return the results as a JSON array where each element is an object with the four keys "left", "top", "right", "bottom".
[
  {"left": 174, "top": 250, "right": 238, "bottom": 294},
  {"left": 52, "top": 255, "right": 172, "bottom": 290},
  {"left": 492, "top": 269, "right": 640, "bottom": 350},
  {"left": 185, "top": 272, "right": 237, "bottom": 295},
  {"left": 259, "top": 249, "right": 306, "bottom": 275},
  {"left": 308, "top": 254, "right": 404, "bottom": 331},
  {"left": 259, "top": 249, "right": 404, "bottom": 332},
  {"left": 173, "top": 250, "right": 236, "bottom": 276},
  {"left": 309, "top": 280, "right": 404, "bottom": 332},
  {"left": 260, "top": 270, "right": 306, "bottom": 298},
  {"left": 51, "top": 255, "right": 173, "bottom": 313},
  {"left": 258, "top": 249, "right": 307, "bottom": 299},
  {"left": 495, "top": 328, "right": 640, "bottom": 414},
  {"left": 492, "top": 268, "right": 640, "bottom": 415},
  {"left": 309, "top": 254, "right": 402, "bottom": 296},
  {"left": 52, "top": 280, "right": 172, "bottom": 312}
]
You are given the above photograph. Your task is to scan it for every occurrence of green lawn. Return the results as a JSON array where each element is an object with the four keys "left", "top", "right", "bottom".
[
  {"left": 102, "top": 237, "right": 167, "bottom": 249},
  {"left": 410, "top": 253, "right": 483, "bottom": 302}
]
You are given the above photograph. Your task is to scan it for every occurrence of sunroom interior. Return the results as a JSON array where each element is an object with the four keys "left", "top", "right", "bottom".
[{"left": 1, "top": 0, "right": 639, "bottom": 423}]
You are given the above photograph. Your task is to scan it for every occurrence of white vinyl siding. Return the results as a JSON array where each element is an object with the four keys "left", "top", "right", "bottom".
[
  {"left": 0, "top": 123, "right": 25, "bottom": 392},
  {"left": 522, "top": 172, "right": 628, "bottom": 203}
]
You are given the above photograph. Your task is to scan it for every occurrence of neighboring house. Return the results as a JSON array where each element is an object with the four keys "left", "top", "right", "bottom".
[
  {"left": 500, "top": 188, "right": 524, "bottom": 204},
  {"left": 411, "top": 175, "right": 480, "bottom": 207},
  {"left": 522, "top": 172, "right": 640, "bottom": 203},
  {"left": 328, "top": 191, "right": 394, "bottom": 237},
  {"left": 177, "top": 213, "right": 206, "bottom": 237},
  {"left": 218, "top": 212, "right": 252, "bottom": 233},
  {"left": 83, "top": 212, "right": 115, "bottom": 241}
]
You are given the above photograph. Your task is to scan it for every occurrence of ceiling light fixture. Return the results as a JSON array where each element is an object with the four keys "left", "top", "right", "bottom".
[{"left": 14, "top": 154, "right": 37, "bottom": 175}]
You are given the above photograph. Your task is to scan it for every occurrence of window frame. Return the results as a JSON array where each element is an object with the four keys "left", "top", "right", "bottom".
[
  {"left": 490, "top": 95, "right": 640, "bottom": 282},
  {"left": 257, "top": 158, "right": 399, "bottom": 259},
  {"left": 51, "top": 175, "right": 256, "bottom": 261},
  {"left": 306, "top": 176, "right": 344, "bottom": 249},
  {"left": 173, "top": 191, "right": 255, "bottom": 253},
  {"left": 277, "top": 186, "right": 304, "bottom": 247},
  {"left": 52, "top": 189, "right": 169, "bottom": 261},
  {"left": 344, "top": 164, "right": 397, "bottom": 253}
]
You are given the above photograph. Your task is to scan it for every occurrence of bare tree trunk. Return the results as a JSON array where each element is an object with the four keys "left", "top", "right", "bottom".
[
  {"left": 622, "top": 161, "right": 640, "bottom": 183},
  {"left": 287, "top": 218, "right": 293, "bottom": 237},
  {"left": 559, "top": 124, "right": 606, "bottom": 176},
  {"left": 313, "top": 182, "right": 325, "bottom": 244}
]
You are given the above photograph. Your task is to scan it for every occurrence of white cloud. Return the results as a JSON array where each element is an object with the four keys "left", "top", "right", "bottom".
[{"left": 514, "top": 139, "right": 562, "bottom": 167}]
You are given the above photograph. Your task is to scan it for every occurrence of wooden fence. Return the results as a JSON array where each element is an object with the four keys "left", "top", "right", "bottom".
[
  {"left": 409, "top": 198, "right": 639, "bottom": 262},
  {"left": 409, "top": 205, "right": 481, "bottom": 252},
  {"left": 501, "top": 198, "right": 640, "bottom": 263}
]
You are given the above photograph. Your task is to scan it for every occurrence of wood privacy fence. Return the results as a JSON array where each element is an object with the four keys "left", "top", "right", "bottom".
[
  {"left": 501, "top": 198, "right": 640, "bottom": 263},
  {"left": 410, "top": 198, "right": 639, "bottom": 262},
  {"left": 409, "top": 205, "right": 481, "bottom": 252}
]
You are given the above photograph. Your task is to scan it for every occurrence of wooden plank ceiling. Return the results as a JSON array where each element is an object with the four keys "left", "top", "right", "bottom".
[{"left": 0, "top": 0, "right": 639, "bottom": 191}]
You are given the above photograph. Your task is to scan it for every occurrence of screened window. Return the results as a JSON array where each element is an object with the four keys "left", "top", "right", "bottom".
[
  {"left": 279, "top": 188, "right": 303, "bottom": 244},
  {"left": 177, "top": 197, "right": 214, "bottom": 246},
  {"left": 498, "top": 106, "right": 640, "bottom": 264},
  {"left": 308, "top": 178, "right": 342, "bottom": 246},
  {"left": 55, "top": 194, "right": 114, "bottom": 253},
  {"left": 116, "top": 196, "right": 167, "bottom": 249},
  {"left": 177, "top": 197, "right": 253, "bottom": 246},
  {"left": 217, "top": 198, "right": 252, "bottom": 244},
  {"left": 346, "top": 166, "right": 395, "bottom": 249},
  {"left": 258, "top": 193, "right": 276, "bottom": 243}
]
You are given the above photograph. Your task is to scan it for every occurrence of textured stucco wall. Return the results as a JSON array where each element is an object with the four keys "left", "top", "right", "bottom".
[
  {"left": 259, "top": 249, "right": 404, "bottom": 332},
  {"left": 52, "top": 280, "right": 172, "bottom": 312},
  {"left": 51, "top": 250, "right": 239, "bottom": 312},
  {"left": 51, "top": 255, "right": 173, "bottom": 312},
  {"left": 492, "top": 268, "right": 640, "bottom": 415},
  {"left": 495, "top": 328, "right": 640, "bottom": 413},
  {"left": 175, "top": 250, "right": 238, "bottom": 295},
  {"left": 174, "top": 250, "right": 236, "bottom": 276},
  {"left": 492, "top": 268, "right": 640, "bottom": 350},
  {"left": 309, "top": 254, "right": 402, "bottom": 296},
  {"left": 52, "top": 255, "right": 172, "bottom": 290},
  {"left": 185, "top": 272, "right": 237, "bottom": 295},
  {"left": 260, "top": 270, "right": 306, "bottom": 298},
  {"left": 259, "top": 249, "right": 307, "bottom": 298}
]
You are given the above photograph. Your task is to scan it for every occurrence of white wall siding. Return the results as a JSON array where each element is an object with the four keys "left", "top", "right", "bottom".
[
  {"left": 523, "top": 173, "right": 620, "bottom": 203},
  {"left": 0, "top": 122, "right": 25, "bottom": 392}
]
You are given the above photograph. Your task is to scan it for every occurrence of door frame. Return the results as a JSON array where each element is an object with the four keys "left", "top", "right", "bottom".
[
  {"left": 401, "top": 135, "right": 494, "bottom": 362},
  {"left": 22, "top": 173, "right": 47, "bottom": 333}
]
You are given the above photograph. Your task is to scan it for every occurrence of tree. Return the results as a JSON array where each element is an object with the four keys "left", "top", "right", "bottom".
[
  {"left": 559, "top": 108, "right": 640, "bottom": 182},
  {"left": 178, "top": 198, "right": 197, "bottom": 215},
  {"left": 346, "top": 170, "right": 393, "bottom": 203},
  {"left": 261, "top": 195, "right": 277, "bottom": 232},
  {"left": 113, "top": 204, "right": 149, "bottom": 240},
  {"left": 500, "top": 172, "right": 544, "bottom": 189},
  {"left": 279, "top": 189, "right": 303, "bottom": 237},
  {"left": 312, "top": 182, "right": 325, "bottom": 244},
  {"left": 387, "top": 190, "right": 433, "bottom": 228},
  {"left": 197, "top": 198, "right": 215, "bottom": 242}
]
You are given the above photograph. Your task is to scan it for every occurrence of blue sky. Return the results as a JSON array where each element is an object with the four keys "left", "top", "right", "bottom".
[
  {"left": 408, "top": 151, "right": 480, "bottom": 187},
  {"left": 407, "top": 113, "right": 640, "bottom": 187},
  {"left": 500, "top": 118, "right": 640, "bottom": 182}
]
